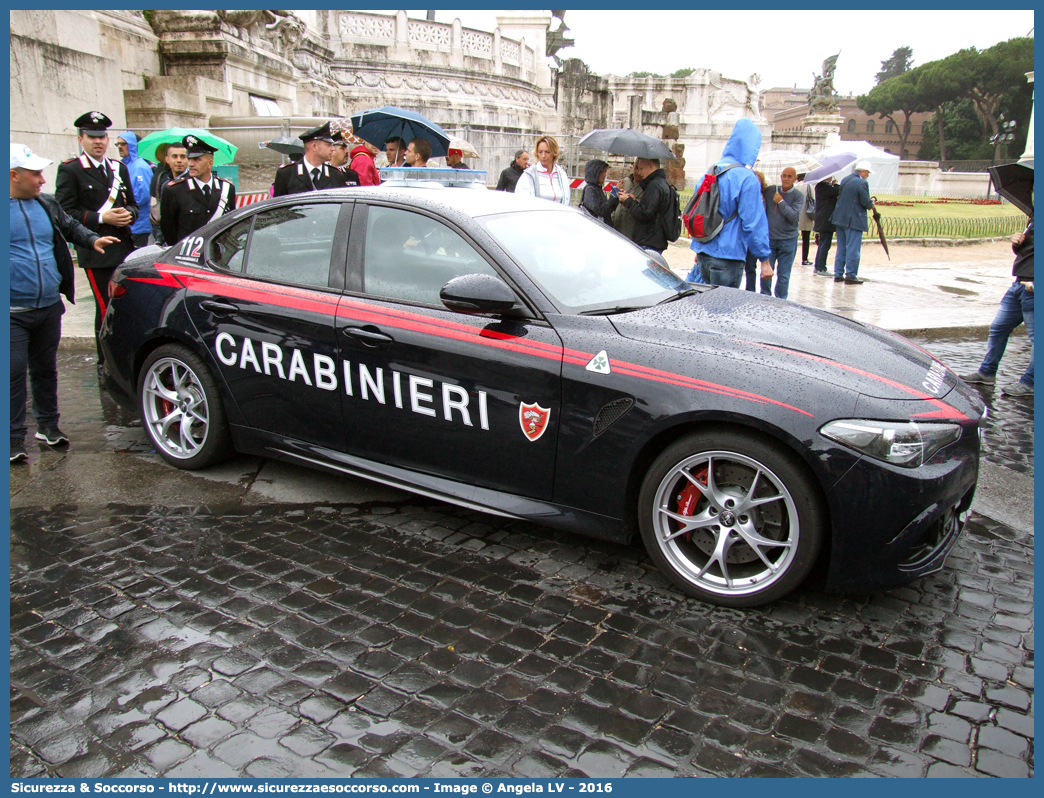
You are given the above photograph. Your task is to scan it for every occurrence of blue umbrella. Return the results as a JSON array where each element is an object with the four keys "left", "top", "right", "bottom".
[
  {"left": 802, "top": 152, "right": 858, "bottom": 183},
  {"left": 349, "top": 106, "right": 452, "bottom": 158}
]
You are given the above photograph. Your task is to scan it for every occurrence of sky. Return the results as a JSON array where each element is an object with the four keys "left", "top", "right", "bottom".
[{"left": 386, "top": 8, "right": 1034, "bottom": 97}]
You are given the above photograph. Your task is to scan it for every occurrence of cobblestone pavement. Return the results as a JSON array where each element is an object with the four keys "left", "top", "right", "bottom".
[{"left": 9, "top": 338, "right": 1034, "bottom": 779}]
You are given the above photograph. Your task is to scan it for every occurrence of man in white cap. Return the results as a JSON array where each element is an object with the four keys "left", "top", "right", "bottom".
[
  {"left": 10, "top": 143, "right": 119, "bottom": 463},
  {"left": 829, "top": 160, "right": 875, "bottom": 284}
]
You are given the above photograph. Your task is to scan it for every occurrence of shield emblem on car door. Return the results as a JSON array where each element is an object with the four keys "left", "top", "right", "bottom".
[{"left": 519, "top": 402, "right": 551, "bottom": 442}]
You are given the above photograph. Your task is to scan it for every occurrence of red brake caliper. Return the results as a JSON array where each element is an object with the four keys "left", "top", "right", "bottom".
[{"left": 675, "top": 466, "right": 709, "bottom": 540}]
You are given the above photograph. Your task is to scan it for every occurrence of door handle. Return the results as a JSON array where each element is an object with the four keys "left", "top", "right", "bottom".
[
  {"left": 341, "top": 325, "right": 394, "bottom": 346},
  {"left": 200, "top": 299, "right": 239, "bottom": 314}
]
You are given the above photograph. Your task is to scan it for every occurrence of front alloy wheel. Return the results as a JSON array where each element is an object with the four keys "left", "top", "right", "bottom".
[{"left": 639, "top": 431, "right": 824, "bottom": 606}]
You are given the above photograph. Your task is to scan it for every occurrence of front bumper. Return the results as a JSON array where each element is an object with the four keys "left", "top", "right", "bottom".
[{"left": 822, "top": 427, "right": 980, "bottom": 593}]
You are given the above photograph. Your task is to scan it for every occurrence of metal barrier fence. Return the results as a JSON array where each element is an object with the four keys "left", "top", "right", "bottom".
[{"left": 872, "top": 214, "right": 1026, "bottom": 239}]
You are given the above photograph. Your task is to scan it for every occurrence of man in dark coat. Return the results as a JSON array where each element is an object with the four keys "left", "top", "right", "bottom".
[
  {"left": 812, "top": 175, "right": 841, "bottom": 275},
  {"left": 150, "top": 141, "right": 189, "bottom": 246},
  {"left": 54, "top": 111, "right": 139, "bottom": 367},
  {"left": 160, "top": 135, "right": 237, "bottom": 245},
  {"left": 829, "top": 161, "right": 875, "bottom": 284},
  {"left": 960, "top": 219, "right": 1035, "bottom": 397},
  {"left": 495, "top": 150, "right": 529, "bottom": 192},
  {"left": 10, "top": 143, "right": 119, "bottom": 462},
  {"left": 273, "top": 122, "right": 355, "bottom": 196},
  {"left": 618, "top": 157, "right": 672, "bottom": 254}
]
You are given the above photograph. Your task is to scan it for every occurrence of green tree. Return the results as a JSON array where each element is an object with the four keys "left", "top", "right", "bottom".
[
  {"left": 671, "top": 67, "right": 695, "bottom": 79},
  {"left": 875, "top": 46, "right": 914, "bottom": 84},
  {"left": 965, "top": 38, "right": 1034, "bottom": 160},
  {"left": 917, "top": 98, "right": 990, "bottom": 161},
  {"left": 858, "top": 69, "right": 925, "bottom": 158},
  {"left": 914, "top": 57, "right": 973, "bottom": 161}
]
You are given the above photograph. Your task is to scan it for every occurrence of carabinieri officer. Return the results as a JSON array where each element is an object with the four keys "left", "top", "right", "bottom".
[
  {"left": 55, "top": 111, "right": 138, "bottom": 370},
  {"left": 273, "top": 122, "right": 355, "bottom": 196},
  {"left": 160, "top": 134, "right": 236, "bottom": 245}
]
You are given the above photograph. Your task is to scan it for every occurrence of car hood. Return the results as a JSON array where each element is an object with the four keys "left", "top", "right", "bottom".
[{"left": 609, "top": 289, "right": 959, "bottom": 402}]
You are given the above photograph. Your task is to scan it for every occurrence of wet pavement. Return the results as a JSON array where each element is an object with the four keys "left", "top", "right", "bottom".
[{"left": 9, "top": 340, "right": 1035, "bottom": 779}]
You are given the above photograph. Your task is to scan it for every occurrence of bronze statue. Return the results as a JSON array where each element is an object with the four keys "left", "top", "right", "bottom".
[{"left": 808, "top": 53, "right": 840, "bottom": 115}]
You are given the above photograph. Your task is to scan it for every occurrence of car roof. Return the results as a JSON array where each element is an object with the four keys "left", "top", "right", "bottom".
[{"left": 299, "top": 185, "right": 574, "bottom": 219}]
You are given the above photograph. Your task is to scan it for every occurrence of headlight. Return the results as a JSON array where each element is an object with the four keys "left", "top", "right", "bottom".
[{"left": 820, "top": 420, "right": 962, "bottom": 468}]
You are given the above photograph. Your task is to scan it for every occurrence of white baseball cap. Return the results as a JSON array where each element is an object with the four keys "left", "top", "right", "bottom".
[
  {"left": 854, "top": 160, "right": 874, "bottom": 174},
  {"left": 10, "top": 143, "right": 53, "bottom": 171}
]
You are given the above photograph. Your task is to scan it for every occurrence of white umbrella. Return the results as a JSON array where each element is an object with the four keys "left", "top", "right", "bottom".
[
  {"left": 448, "top": 137, "right": 480, "bottom": 158},
  {"left": 753, "top": 151, "right": 823, "bottom": 180}
]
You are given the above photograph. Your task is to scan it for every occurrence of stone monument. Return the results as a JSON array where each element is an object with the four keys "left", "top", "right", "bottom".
[{"left": 803, "top": 53, "right": 844, "bottom": 147}]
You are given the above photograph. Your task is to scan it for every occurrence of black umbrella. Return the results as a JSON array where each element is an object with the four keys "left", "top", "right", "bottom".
[
  {"left": 988, "top": 163, "right": 1034, "bottom": 216},
  {"left": 870, "top": 197, "right": 890, "bottom": 261},
  {"left": 261, "top": 136, "right": 304, "bottom": 156},
  {"left": 578, "top": 128, "right": 676, "bottom": 160},
  {"left": 349, "top": 106, "right": 452, "bottom": 159}
]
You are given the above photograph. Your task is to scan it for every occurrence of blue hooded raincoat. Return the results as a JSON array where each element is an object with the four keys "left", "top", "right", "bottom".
[
  {"left": 119, "top": 131, "right": 154, "bottom": 236},
  {"left": 692, "top": 118, "right": 771, "bottom": 262}
]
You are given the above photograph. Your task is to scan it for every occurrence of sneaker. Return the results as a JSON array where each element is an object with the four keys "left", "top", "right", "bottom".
[
  {"left": 801, "top": 260, "right": 813, "bottom": 266},
  {"left": 959, "top": 371, "right": 996, "bottom": 385},
  {"left": 814, "top": 270, "right": 830, "bottom": 277},
  {"left": 1002, "top": 381, "right": 1033, "bottom": 397},
  {"left": 10, "top": 439, "right": 27, "bottom": 463},
  {"left": 844, "top": 277, "right": 865, "bottom": 285},
  {"left": 35, "top": 426, "right": 69, "bottom": 446},
  {"left": 834, "top": 276, "right": 845, "bottom": 282}
]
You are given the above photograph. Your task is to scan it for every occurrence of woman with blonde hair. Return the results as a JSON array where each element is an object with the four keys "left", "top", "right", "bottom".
[{"left": 514, "top": 135, "right": 570, "bottom": 205}]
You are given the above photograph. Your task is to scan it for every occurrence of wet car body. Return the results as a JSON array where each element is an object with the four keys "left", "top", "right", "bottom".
[{"left": 101, "top": 186, "right": 986, "bottom": 606}]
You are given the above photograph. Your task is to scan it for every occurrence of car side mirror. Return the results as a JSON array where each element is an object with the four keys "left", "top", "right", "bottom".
[{"left": 440, "top": 273, "right": 522, "bottom": 316}]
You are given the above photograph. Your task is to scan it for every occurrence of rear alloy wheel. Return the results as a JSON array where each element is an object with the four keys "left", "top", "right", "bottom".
[
  {"left": 639, "top": 430, "right": 824, "bottom": 607},
  {"left": 138, "top": 344, "right": 231, "bottom": 469}
]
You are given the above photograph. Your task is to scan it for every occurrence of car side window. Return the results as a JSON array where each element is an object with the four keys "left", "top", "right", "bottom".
[
  {"left": 208, "top": 218, "right": 251, "bottom": 273},
  {"left": 362, "top": 205, "right": 497, "bottom": 305},
  {"left": 244, "top": 203, "right": 341, "bottom": 288}
]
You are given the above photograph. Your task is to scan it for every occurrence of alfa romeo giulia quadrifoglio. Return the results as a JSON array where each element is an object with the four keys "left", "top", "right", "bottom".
[{"left": 100, "top": 186, "right": 986, "bottom": 606}]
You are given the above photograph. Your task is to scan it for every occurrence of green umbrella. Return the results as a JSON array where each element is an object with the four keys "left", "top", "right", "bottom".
[{"left": 136, "top": 128, "right": 238, "bottom": 166}]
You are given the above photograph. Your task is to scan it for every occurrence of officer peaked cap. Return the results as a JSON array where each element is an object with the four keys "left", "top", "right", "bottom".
[
  {"left": 183, "top": 135, "right": 218, "bottom": 158},
  {"left": 299, "top": 122, "right": 334, "bottom": 143},
  {"left": 74, "top": 111, "right": 113, "bottom": 137}
]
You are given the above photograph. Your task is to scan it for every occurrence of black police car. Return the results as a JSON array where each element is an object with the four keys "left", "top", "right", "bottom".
[{"left": 101, "top": 184, "right": 986, "bottom": 607}]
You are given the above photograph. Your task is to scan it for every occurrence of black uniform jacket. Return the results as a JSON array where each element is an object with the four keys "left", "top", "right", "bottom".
[
  {"left": 273, "top": 161, "right": 356, "bottom": 196},
  {"left": 160, "top": 176, "right": 237, "bottom": 245},
  {"left": 55, "top": 154, "right": 138, "bottom": 270}
]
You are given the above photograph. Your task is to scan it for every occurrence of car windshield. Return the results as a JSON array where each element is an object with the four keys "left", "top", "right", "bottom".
[{"left": 480, "top": 210, "right": 688, "bottom": 314}]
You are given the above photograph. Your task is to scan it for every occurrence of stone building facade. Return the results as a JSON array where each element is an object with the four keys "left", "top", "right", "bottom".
[
  {"left": 772, "top": 96, "right": 933, "bottom": 158},
  {"left": 10, "top": 9, "right": 768, "bottom": 190}
]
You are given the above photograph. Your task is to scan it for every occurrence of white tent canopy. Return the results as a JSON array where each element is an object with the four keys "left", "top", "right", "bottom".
[{"left": 816, "top": 140, "right": 901, "bottom": 193}]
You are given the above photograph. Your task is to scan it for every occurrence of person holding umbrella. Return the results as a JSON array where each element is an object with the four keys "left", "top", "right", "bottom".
[
  {"left": 618, "top": 157, "right": 673, "bottom": 254},
  {"left": 273, "top": 122, "right": 354, "bottom": 196},
  {"left": 812, "top": 175, "right": 840, "bottom": 276},
  {"left": 514, "top": 135, "right": 570, "bottom": 205},
  {"left": 149, "top": 141, "right": 189, "bottom": 246},
  {"left": 960, "top": 219, "right": 1034, "bottom": 397},
  {"left": 830, "top": 161, "right": 875, "bottom": 284},
  {"left": 579, "top": 159, "right": 618, "bottom": 226}
]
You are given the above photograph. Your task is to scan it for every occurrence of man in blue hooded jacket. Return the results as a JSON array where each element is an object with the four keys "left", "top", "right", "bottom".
[
  {"left": 116, "top": 131, "right": 154, "bottom": 247},
  {"left": 690, "top": 118, "right": 772, "bottom": 288}
]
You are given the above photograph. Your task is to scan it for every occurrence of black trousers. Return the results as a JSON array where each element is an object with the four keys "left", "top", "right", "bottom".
[
  {"left": 11, "top": 301, "right": 64, "bottom": 440},
  {"left": 801, "top": 230, "right": 812, "bottom": 262},
  {"left": 813, "top": 231, "right": 834, "bottom": 271},
  {"left": 84, "top": 267, "right": 115, "bottom": 365}
]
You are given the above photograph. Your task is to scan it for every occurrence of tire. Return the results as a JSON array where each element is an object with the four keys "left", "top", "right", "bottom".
[
  {"left": 638, "top": 429, "right": 825, "bottom": 607},
  {"left": 138, "top": 343, "right": 232, "bottom": 470}
]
